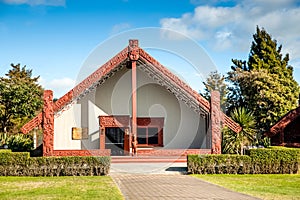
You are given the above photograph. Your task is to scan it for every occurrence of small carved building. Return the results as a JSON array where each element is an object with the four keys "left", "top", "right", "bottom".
[
  {"left": 266, "top": 106, "right": 300, "bottom": 148},
  {"left": 21, "top": 40, "right": 241, "bottom": 156}
]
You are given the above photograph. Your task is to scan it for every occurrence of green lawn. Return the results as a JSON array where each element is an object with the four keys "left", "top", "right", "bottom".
[
  {"left": 193, "top": 174, "right": 300, "bottom": 200},
  {"left": 0, "top": 176, "right": 124, "bottom": 200}
]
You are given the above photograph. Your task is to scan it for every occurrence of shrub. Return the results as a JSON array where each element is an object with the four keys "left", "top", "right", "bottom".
[
  {"left": 7, "top": 134, "right": 33, "bottom": 152},
  {"left": 246, "top": 147, "right": 299, "bottom": 174},
  {"left": 188, "top": 147, "right": 300, "bottom": 174},
  {"left": 0, "top": 151, "right": 110, "bottom": 176},
  {"left": 0, "top": 133, "right": 9, "bottom": 147},
  {"left": 187, "top": 154, "right": 251, "bottom": 174}
]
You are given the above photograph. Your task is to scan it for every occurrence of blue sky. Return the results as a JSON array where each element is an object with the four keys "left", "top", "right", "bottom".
[{"left": 1, "top": 0, "right": 300, "bottom": 98}]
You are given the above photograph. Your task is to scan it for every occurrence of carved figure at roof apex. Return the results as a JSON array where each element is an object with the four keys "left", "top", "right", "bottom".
[
  {"left": 128, "top": 39, "right": 139, "bottom": 61},
  {"left": 129, "top": 39, "right": 139, "bottom": 48}
]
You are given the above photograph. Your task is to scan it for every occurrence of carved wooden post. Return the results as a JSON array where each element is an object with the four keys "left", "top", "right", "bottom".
[
  {"left": 211, "top": 91, "right": 221, "bottom": 154},
  {"left": 43, "top": 90, "right": 54, "bottom": 156},
  {"left": 128, "top": 39, "right": 139, "bottom": 153}
]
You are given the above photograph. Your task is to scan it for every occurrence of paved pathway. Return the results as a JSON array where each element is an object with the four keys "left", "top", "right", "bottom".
[{"left": 112, "top": 174, "right": 260, "bottom": 200}]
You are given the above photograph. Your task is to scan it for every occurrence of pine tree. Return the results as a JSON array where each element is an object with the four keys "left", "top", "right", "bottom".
[
  {"left": 202, "top": 70, "right": 228, "bottom": 111},
  {"left": 227, "top": 26, "right": 300, "bottom": 133},
  {"left": 0, "top": 64, "right": 43, "bottom": 133}
]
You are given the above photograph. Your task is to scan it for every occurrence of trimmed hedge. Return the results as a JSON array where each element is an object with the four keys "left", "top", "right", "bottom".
[
  {"left": 188, "top": 147, "right": 300, "bottom": 174},
  {"left": 188, "top": 154, "right": 252, "bottom": 174},
  {"left": 247, "top": 148, "right": 299, "bottom": 174},
  {"left": 0, "top": 150, "right": 111, "bottom": 176}
]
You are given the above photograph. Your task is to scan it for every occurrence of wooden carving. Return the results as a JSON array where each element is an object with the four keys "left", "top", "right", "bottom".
[
  {"left": 128, "top": 39, "right": 139, "bottom": 61},
  {"left": 20, "top": 112, "right": 42, "bottom": 134},
  {"left": 99, "top": 115, "right": 130, "bottom": 128},
  {"left": 211, "top": 91, "right": 221, "bottom": 154},
  {"left": 42, "top": 90, "right": 54, "bottom": 156}
]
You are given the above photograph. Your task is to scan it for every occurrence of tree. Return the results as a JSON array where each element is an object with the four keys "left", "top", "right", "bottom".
[
  {"left": 227, "top": 26, "right": 300, "bottom": 133},
  {"left": 222, "top": 107, "right": 256, "bottom": 155},
  {"left": 0, "top": 64, "right": 43, "bottom": 133},
  {"left": 202, "top": 70, "right": 228, "bottom": 111}
]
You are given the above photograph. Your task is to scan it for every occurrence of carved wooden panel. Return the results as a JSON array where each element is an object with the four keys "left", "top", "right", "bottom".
[
  {"left": 53, "top": 149, "right": 111, "bottom": 156},
  {"left": 128, "top": 39, "right": 139, "bottom": 61},
  {"left": 211, "top": 91, "right": 221, "bottom": 154},
  {"left": 20, "top": 112, "right": 42, "bottom": 134},
  {"left": 42, "top": 90, "right": 54, "bottom": 156},
  {"left": 222, "top": 113, "right": 242, "bottom": 133},
  {"left": 99, "top": 115, "right": 130, "bottom": 128}
]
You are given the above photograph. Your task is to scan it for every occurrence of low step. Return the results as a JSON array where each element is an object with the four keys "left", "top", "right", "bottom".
[{"left": 111, "top": 156, "right": 187, "bottom": 163}]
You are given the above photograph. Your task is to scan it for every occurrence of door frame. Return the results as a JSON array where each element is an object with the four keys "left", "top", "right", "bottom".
[{"left": 99, "top": 115, "right": 130, "bottom": 155}]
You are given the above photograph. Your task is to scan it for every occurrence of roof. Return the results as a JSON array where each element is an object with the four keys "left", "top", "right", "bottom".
[
  {"left": 266, "top": 106, "right": 300, "bottom": 137},
  {"left": 21, "top": 40, "right": 241, "bottom": 134}
]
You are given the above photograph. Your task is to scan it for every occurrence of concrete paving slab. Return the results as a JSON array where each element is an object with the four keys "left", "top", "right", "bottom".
[{"left": 112, "top": 174, "right": 260, "bottom": 200}]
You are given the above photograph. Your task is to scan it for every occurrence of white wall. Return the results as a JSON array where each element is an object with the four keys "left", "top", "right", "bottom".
[
  {"left": 53, "top": 66, "right": 208, "bottom": 150},
  {"left": 78, "top": 89, "right": 109, "bottom": 149},
  {"left": 54, "top": 104, "right": 82, "bottom": 150},
  {"left": 95, "top": 67, "right": 132, "bottom": 115},
  {"left": 136, "top": 68, "right": 207, "bottom": 149}
]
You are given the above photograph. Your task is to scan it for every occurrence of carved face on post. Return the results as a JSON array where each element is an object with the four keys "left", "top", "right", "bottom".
[
  {"left": 128, "top": 39, "right": 139, "bottom": 61},
  {"left": 129, "top": 49, "right": 139, "bottom": 61}
]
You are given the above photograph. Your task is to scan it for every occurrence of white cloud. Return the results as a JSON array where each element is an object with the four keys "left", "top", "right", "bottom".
[
  {"left": 39, "top": 77, "right": 75, "bottom": 98},
  {"left": 2, "top": 0, "right": 65, "bottom": 6},
  {"left": 160, "top": 0, "right": 300, "bottom": 62}
]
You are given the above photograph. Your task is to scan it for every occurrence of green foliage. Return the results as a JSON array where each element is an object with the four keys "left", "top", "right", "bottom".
[
  {"left": 202, "top": 70, "right": 228, "bottom": 110},
  {"left": 247, "top": 148, "right": 299, "bottom": 174},
  {"left": 0, "top": 132, "right": 33, "bottom": 151},
  {"left": 222, "top": 107, "right": 257, "bottom": 155},
  {"left": 187, "top": 154, "right": 252, "bottom": 174},
  {"left": 227, "top": 26, "right": 300, "bottom": 132},
  {"left": 0, "top": 151, "right": 111, "bottom": 176},
  {"left": 188, "top": 147, "right": 300, "bottom": 174},
  {"left": 7, "top": 134, "right": 33, "bottom": 152},
  {"left": 0, "top": 64, "right": 43, "bottom": 133},
  {"left": 0, "top": 132, "right": 9, "bottom": 146}
]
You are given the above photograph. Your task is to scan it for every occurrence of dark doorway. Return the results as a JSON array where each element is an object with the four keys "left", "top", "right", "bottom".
[{"left": 105, "top": 127, "right": 125, "bottom": 156}]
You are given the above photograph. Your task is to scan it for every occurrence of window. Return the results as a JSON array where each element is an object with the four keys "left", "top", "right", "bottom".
[
  {"left": 148, "top": 127, "right": 159, "bottom": 144},
  {"left": 137, "top": 127, "right": 159, "bottom": 145}
]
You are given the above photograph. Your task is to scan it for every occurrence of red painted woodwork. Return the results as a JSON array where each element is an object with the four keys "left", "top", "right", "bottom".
[
  {"left": 266, "top": 106, "right": 300, "bottom": 147},
  {"left": 53, "top": 149, "right": 111, "bottom": 156},
  {"left": 99, "top": 127, "right": 105, "bottom": 150},
  {"left": 124, "top": 130, "right": 130, "bottom": 154},
  {"left": 20, "top": 112, "right": 42, "bottom": 134},
  {"left": 211, "top": 91, "right": 221, "bottom": 154},
  {"left": 221, "top": 113, "right": 242, "bottom": 133},
  {"left": 128, "top": 39, "right": 139, "bottom": 61},
  {"left": 268, "top": 106, "right": 300, "bottom": 137},
  {"left": 99, "top": 115, "right": 131, "bottom": 153},
  {"left": 42, "top": 90, "right": 54, "bottom": 156},
  {"left": 129, "top": 39, "right": 139, "bottom": 152},
  {"left": 136, "top": 149, "right": 211, "bottom": 156},
  {"left": 99, "top": 115, "right": 131, "bottom": 127}
]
